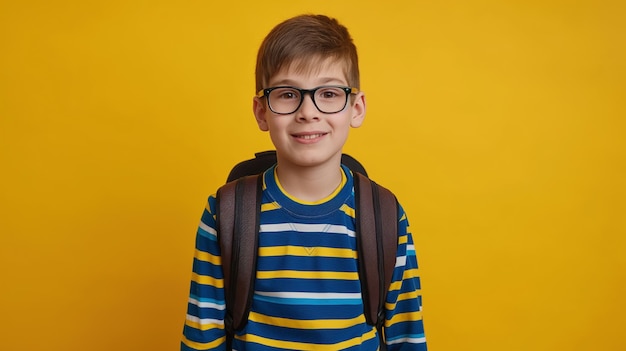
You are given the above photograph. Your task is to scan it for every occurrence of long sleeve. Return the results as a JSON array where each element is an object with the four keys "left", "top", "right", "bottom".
[
  {"left": 181, "top": 195, "right": 227, "bottom": 351},
  {"left": 384, "top": 205, "right": 427, "bottom": 350}
]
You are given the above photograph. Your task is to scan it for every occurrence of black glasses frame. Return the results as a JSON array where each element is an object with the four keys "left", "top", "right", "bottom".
[{"left": 256, "top": 85, "right": 359, "bottom": 115}]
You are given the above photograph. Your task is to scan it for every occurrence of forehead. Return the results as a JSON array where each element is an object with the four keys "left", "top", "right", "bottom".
[{"left": 268, "top": 57, "right": 349, "bottom": 86}]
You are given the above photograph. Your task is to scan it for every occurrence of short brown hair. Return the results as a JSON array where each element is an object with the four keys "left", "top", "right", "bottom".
[{"left": 255, "top": 14, "right": 360, "bottom": 92}]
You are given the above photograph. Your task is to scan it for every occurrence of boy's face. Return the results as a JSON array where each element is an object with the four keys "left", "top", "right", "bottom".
[{"left": 253, "top": 59, "right": 366, "bottom": 171}]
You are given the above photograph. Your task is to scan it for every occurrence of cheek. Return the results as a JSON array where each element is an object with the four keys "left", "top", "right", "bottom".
[
  {"left": 266, "top": 120, "right": 289, "bottom": 141},
  {"left": 332, "top": 119, "right": 353, "bottom": 142},
  {"left": 336, "top": 115, "right": 355, "bottom": 132}
]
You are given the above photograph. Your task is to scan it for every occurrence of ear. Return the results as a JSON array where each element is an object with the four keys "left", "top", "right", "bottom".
[
  {"left": 349, "top": 92, "right": 366, "bottom": 128},
  {"left": 253, "top": 96, "right": 269, "bottom": 131}
]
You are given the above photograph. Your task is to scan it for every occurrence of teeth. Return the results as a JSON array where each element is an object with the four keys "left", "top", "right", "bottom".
[{"left": 299, "top": 134, "right": 324, "bottom": 139}]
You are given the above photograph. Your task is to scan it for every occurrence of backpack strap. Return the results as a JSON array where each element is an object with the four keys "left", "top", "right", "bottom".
[
  {"left": 353, "top": 172, "right": 399, "bottom": 350},
  {"left": 216, "top": 174, "right": 263, "bottom": 350}
]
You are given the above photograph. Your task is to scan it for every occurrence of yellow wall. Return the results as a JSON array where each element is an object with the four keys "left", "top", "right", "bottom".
[{"left": 1, "top": 1, "right": 624, "bottom": 350}]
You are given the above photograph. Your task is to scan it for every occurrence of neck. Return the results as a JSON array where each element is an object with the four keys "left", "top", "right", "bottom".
[{"left": 275, "top": 161, "right": 344, "bottom": 203}]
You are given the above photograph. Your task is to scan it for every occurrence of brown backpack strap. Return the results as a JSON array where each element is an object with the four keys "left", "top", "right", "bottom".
[
  {"left": 353, "top": 172, "right": 398, "bottom": 348},
  {"left": 216, "top": 174, "right": 263, "bottom": 349}
]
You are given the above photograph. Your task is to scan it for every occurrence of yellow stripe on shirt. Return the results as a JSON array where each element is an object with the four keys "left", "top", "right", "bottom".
[
  {"left": 256, "top": 270, "right": 359, "bottom": 280},
  {"left": 248, "top": 310, "right": 364, "bottom": 329},
  {"left": 194, "top": 249, "right": 220, "bottom": 265},
  {"left": 259, "top": 245, "right": 356, "bottom": 258},
  {"left": 261, "top": 201, "right": 281, "bottom": 211},
  {"left": 238, "top": 326, "right": 377, "bottom": 351},
  {"left": 181, "top": 335, "right": 225, "bottom": 351},
  {"left": 191, "top": 272, "right": 224, "bottom": 288},
  {"left": 386, "top": 310, "right": 424, "bottom": 327}
]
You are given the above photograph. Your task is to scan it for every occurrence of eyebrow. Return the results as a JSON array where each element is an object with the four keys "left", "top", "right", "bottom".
[{"left": 269, "top": 77, "right": 348, "bottom": 87}]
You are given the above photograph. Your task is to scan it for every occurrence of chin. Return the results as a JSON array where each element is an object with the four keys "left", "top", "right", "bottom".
[{"left": 289, "top": 153, "right": 342, "bottom": 169}]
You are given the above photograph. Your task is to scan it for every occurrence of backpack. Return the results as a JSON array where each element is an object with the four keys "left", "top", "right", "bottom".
[{"left": 216, "top": 151, "right": 399, "bottom": 350}]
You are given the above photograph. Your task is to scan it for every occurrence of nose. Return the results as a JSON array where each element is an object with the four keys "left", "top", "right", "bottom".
[{"left": 296, "top": 92, "right": 319, "bottom": 122}]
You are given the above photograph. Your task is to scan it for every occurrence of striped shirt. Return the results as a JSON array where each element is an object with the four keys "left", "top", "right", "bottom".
[{"left": 182, "top": 165, "right": 427, "bottom": 350}]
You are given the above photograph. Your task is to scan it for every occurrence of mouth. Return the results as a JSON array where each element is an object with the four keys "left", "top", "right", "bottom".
[{"left": 292, "top": 132, "right": 328, "bottom": 140}]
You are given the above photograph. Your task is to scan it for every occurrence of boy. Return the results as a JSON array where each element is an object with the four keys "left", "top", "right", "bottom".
[{"left": 181, "top": 14, "right": 427, "bottom": 350}]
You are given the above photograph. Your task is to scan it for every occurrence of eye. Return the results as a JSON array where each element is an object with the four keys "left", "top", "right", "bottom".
[
  {"left": 317, "top": 87, "right": 343, "bottom": 100},
  {"left": 273, "top": 88, "right": 300, "bottom": 100}
]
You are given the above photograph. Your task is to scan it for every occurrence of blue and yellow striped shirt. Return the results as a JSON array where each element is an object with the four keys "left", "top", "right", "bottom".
[{"left": 182, "top": 165, "right": 426, "bottom": 350}]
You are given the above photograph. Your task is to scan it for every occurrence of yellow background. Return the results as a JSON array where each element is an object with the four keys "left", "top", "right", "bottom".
[{"left": 1, "top": 1, "right": 624, "bottom": 350}]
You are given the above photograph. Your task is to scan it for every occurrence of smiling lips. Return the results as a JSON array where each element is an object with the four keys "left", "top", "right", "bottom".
[{"left": 293, "top": 132, "right": 328, "bottom": 141}]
